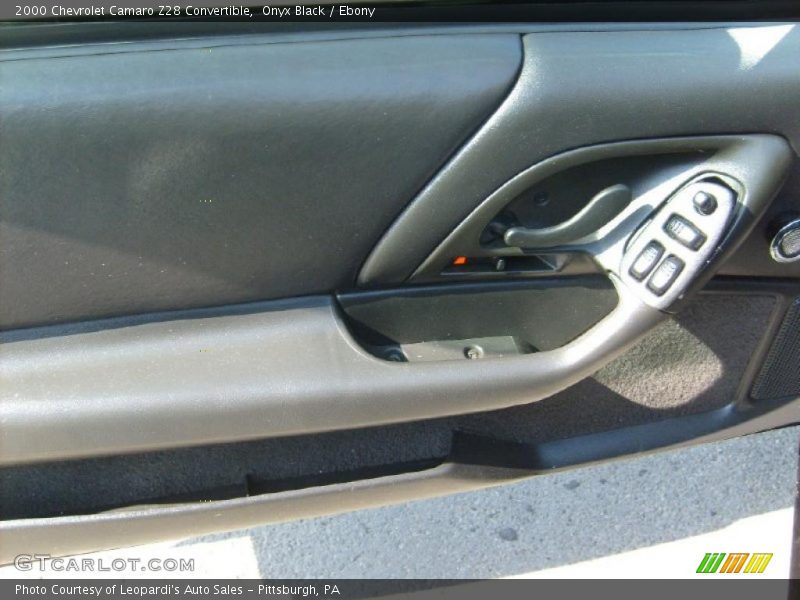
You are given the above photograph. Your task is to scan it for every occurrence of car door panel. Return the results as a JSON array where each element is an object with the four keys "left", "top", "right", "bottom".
[{"left": 1, "top": 21, "right": 799, "bottom": 561}]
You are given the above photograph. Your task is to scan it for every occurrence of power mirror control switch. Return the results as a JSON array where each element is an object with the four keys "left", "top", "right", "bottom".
[
  {"left": 647, "top": 255, "right": 684, "bottom": 295},
  {"left": 693, "top": 191, "right": 718, "bottom": 216},
  {"left": 664, "top": 215, "right": 706, "bottom": 250},
  {"left": 629, "top": 241, "right": 664, "bottom": 280}
]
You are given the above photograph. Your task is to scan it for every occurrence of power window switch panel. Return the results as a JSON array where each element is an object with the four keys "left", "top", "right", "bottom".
[
  {"left": 664, "top": 215, "right": 706, "bottom": 250},
  {"left": 629, "top": 241, "right": 664, "bottom": 280},
  {"left": 647, "top": 255, "right": 684, "bottom": 296}
]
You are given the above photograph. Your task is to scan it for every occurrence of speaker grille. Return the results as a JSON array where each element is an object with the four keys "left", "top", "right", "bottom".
[
  {"left": 779, "top": 227, "right": 800, "bottom": 258},
  {"left": 752, "top": 297, "right": 800, "bottom": 401}
]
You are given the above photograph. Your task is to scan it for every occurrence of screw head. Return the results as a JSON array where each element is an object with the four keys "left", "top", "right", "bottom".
[
  {"left": 464, "top": 345, "right": 484, "bottom": 360},
  {"left": 384, "top": 348, "right": 406, "bottom": 362}
]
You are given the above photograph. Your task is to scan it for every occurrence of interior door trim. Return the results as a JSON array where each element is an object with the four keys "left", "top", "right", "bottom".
[{"left": 359, "top": 26, "right": 800, "bottom": 285}]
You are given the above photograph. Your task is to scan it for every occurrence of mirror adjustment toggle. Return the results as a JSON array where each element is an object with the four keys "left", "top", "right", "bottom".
[
  {"left": 664, "top": 215, "right": 706, "bottom": 250},
  {"left": 647, "top": 255, "right": 685, "bottom": 296},
  {"left": 629, "top": 241, "right": 664, "bottom": 280},
  {"left": 692, "top": 191, "right": 718, "bottom": 215}
]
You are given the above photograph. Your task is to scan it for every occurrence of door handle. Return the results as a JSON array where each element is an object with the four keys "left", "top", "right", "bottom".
[{"left": 503, "top": 184, "right": 632, "bottom": 248}]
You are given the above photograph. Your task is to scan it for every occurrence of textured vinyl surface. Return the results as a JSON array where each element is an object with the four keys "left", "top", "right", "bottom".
[
  {"left": 752, "top": 297, "right": 800, "bottom": 400},
  {"left": 0, "top": 292, "right": 775, "bottom": 521},
  {"left": 0, "top": 34, "right": 520, "bottom": 329}
]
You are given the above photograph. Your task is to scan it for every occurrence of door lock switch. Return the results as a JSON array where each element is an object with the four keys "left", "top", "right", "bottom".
[
  {"left": 629, "top": 241, "right": 664, "bottom": 280},
  {"left": 664, "top": 215, "right": 706, "bottom": 250},
  {"left": 647, "top": 255, "right": 684, "bottom": 296}
]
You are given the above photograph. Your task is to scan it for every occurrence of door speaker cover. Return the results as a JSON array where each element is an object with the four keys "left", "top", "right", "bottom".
[{"left": 752, "top": 297, "right": 800, "bottom": 400}]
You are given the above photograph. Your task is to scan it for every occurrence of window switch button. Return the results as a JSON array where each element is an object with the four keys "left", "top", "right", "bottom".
[
  {"left": 647, "top": 255, "right": 684, "bottom": 296},
  {"left": 629, "top": 241, "right": 664, "bottom": 280},
  {"left": 664, "top": 215, "right": 706, "bottom": 250}
]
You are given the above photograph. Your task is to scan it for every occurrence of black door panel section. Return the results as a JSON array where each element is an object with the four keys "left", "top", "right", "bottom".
[
  {"left": 438, "top": 252, "right": 600, "bottom": 279},
  {"left": 455, "top": 284, "right": 782, "bottom": 444},
  {"left": 0, "top": 34, "right": 521, "bottom": 329},
  {"left": 0, "top": 284, "right": 774, "bottom": 522},
  {"left": 360, "top": 27, "right": 800, "bottom": 285},
  {"left": 0, "top": 287, "right": 662, "bottom": 466},
  {"left": 412, "top": 142, "right": 711, "bottom": 281},
  {"left": 3, "top": 22, "right": 800, "bottom": 561},
  {"left": 751, "top": 297, "right": 800, "bottom": 401},
  {"left": 5, "top": 396, "right": 798, "bottom": 564},
  {"left": 5, "top": 157, "right": 775, "bottom": 464},
  {"left": 0, "top": 283, "right": 796, "bottom": 561},
  {"left": 0, "top": 284, "right": 783, "bottom": 500},
  {"left": 403, "top": 134, "right": 791, "bottom": 324},
  {"left": 0, "top": 39, "right": 793, "bottom": 467},
  {"left": 338, "top": 276, "right": 617, "bottom": 361},
  {"left": 0, "top": 287, "right": 774, "bottom": 521},
  {"left": 0, "top": 421, "right": 454, "bottom": 522}
]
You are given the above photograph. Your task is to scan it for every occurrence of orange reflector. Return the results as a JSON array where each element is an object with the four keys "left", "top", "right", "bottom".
[{"left": 452, "top": 256, "right": 468, "bottom": 266}]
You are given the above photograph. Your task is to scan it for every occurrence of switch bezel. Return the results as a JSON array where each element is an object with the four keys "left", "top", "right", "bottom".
[{"left": 618, "top": 178, "right": 737, "bottom": 310}]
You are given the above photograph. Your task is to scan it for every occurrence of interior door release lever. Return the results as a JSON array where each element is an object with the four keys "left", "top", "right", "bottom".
[{"left": 503, "top": 183, "right": 632, "bottom": 248}]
